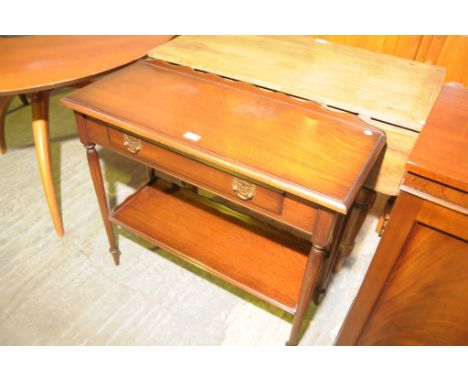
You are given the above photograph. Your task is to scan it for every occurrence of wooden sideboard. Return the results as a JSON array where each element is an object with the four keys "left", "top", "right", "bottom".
[
  {"left": 61, "top": 59, "right": 385, "bottom": 345},
  {"left": 336, "top": 84, "right": 468, "bottom": 345}
]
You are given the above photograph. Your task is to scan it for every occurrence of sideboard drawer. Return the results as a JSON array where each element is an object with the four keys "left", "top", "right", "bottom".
[{"left": 107, "top": 127, "right": 285, "bottom": 215}]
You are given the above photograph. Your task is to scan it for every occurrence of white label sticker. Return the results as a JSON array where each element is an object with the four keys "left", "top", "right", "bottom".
[{"left": 183, "top": 132, "right": 201, "bottom": 142}]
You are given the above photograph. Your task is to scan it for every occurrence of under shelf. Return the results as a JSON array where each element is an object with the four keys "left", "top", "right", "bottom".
[{"left": 110, "top": 182, "right": 311, "bottom": 313}]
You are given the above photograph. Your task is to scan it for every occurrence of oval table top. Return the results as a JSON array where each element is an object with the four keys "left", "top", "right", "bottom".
[{"left": 0, "top": 35, "right": 174, "bottom": 95}]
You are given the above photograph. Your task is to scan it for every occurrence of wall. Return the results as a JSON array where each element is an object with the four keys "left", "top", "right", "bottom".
[{"left": 316, "top": 36, "right": 468, "bottom": 86}]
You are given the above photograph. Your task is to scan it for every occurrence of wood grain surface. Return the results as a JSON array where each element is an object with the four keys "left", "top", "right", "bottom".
[
  {"left": 406, "top": 84, "right": 468, "bottom": 193},
  {"left": 0, "top": 35, "right": 174, "bottom": 95},
  {"left": 110, "top": 181, "right": 310, "bottom": 313},
  {"left": 61, "top": 60, "right": 385, "bottom": 213},
  {"left": 80, "top": 115, "right": 322, "bottom": 236},
  {"left": 148, "top": 35, "right": 445, "bottom": 131},
  {"left": 336, "top": 83, "right": 468, "bottom": 346},
  {"left": 357, "top": 224, "right": 468, "bottom": 345}
]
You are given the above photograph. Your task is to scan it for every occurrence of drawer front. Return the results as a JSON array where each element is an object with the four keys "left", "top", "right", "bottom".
[
  {"left": 83, "top": 117, "right": 319, "bottom": 234},
  {"left": 107, "top": 127, "right": 284, "bottom": 215}
]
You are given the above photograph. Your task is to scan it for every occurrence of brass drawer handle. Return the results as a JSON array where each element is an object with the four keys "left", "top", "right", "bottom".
[
  {"left": 123, "top": 134, "right": 142, "bottom": 154},
  {"left": 232, "top": 178, "right": 256, "bottom": 201}
]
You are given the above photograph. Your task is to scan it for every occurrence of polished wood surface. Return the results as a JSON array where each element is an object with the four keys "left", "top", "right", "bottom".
[
  {"left": 148, "top": 35, "right": 446, "bottom": 196},
  {"left": 63, "top": 58, "right": 384, "bottom": 344},
  {"left": 74, "top": 111, "right": 343, "bottom": 344},
  {"left": 358, "top": 223, "right": 468, "bottom": 345},
  {"left": 336, "top": 192, "right": 423, "bottom": 345},
  {"left": 111, "top": 181, "right": 310, "bottom": 312},
  {"left": 337, "top": 193, "right": 468, "bottom": 346},
  {"left": 74, "top": 113, "right": 120, "bottom": 264},
  {"left": 0, "top": 35, "right": 174, "bottom": 95},
  {"left": 417, "top": 200, "right": 467, "bottom": 241},
  {"left": 87, "top": 143, "right": 120, "bottom": 265},
  {"left": 31, "top": 91, "right": 64, "bottom": 236},
  {"left": 286, "top": 243, "right": 325, "bottom": 345},
  {"left": 148, "top": 35, "right": 445, "bottom": 132},
  {"left": 81, "top": 116, "right": 322, "bottom": 236},
  {"left": 402, "top": 173, "right": 468, "bottom": 213},
  {"left": 83, "top": 116, "right": 324, "bottom": 235},
  {"left": 0, "top": 95, "right": 14, "bottom": 154},
  {"left": 62, "top": 60, "right": 385, "bottom": 213},
  {"left": 0, "top": 35, "right": 173, "bottom": 235},
  {"left": 407, "top": 85, "right": 468, "bottom": 192},
  {"left": 336, "top": 84, "right": 468, "bottom": 346},
  {"left": 106, "top": 125, "right": 284, "bottom": 215}
]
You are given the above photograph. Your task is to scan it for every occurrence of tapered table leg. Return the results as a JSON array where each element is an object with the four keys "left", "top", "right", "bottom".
[
  {"left": 0, "top": 95, "right": 14, "bottom": 155},
  {"left": 333, "top": 189, "right": 376, "bottom": 273},
  {"left": 286, "top": 244, "right": 325, "bottom": 346},
  {"left": 31, "top": 91, "right": 64, "bottom": 236},
  {"left": 85, "top": 143, "right": 120, "bottom": 265}
]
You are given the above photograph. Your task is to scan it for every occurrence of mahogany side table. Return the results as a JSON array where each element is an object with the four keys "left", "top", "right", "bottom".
[{"left": 61, "top": 59, "right": 386, "bottom": 345}]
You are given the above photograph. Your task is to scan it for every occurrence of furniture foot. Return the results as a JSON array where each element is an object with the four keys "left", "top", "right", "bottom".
[
  {"left": 86, "top": 143, "right": 120, "bottom": 265},
  {"left": 0, "top": 95, "right": 14, "bottom": 155},
  {"left": 31, "top": 91, "right": 65, "bottom": 236},
  {"left": 314, "top": 287, "right": 327, "bottom": 305},
  {"left": 110, "top": 247, "right": 121, "bottom": 266},
  {"left": 376, "top": 196, "right": 396, "bottom": 236},
  {"left": 287, "top": 244, "right": 325, "bottom": 346}
]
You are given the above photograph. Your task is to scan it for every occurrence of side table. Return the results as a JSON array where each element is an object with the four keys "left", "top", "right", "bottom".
[
  {"left": 61, "top": 59, "right": 386, "bottom": 344},
  {"left": 0, "top": 35, "right": 173, "bottom": 235}
]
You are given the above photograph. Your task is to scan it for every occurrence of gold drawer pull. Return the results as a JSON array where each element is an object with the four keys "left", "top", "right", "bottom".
[
  {"left": 232, "top": 178, "right": 256, "bottom": 201},
  {"left": 123, "top": 134, "right": 142, "bottom": 154}
]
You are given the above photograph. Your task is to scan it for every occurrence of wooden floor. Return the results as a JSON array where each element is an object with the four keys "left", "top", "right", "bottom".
[{"left": 0, "top": 92, "right": 383, "bottom": 345}]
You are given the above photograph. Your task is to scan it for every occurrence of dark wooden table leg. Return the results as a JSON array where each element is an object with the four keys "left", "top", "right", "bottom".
[
  {"left": 85, "top": 143, "right": 120, "bottom": 265},
  {"left": 146, "top": 166, "right": 156, "bottom": 182},
  {"left": 19, "top": 94, "right": 29, "bottom": 106},
  {"left": 31, "top": 91, "right": 65, "bottom": 236},
  {"left": 314, "top": 215, "right": 347, "bottom": 304},
  {"left": 333, "top": 188, "right": 376, "bottom": 273},
  {"left": 286, "top": 244, "right": 325, "bottom": 346},
  {"left": 376, "top": 195, "right": 396, "bottom": 236},
  {"left": 0, "top": 95, "right": 14, "bottom": 155}
]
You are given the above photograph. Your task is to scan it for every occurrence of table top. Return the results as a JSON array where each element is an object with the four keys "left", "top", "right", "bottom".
[
  {"left": 148, "top": 35, "right": 446, "bottom": 132},
  {"left": 0, "top": 35, "right": 174, "bottom": 95},
  {"left": 406, "top": 84, "right": 468, "bottom": 193},
  {"left": 61, "top": 60, "right": 386, "bottom": 213}
]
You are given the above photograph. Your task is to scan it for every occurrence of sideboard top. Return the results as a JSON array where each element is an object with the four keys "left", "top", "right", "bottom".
[
  {"left": 61, "top": 60, "right": 385, "bottom": 213},
  {"left": 406, "top": 84, "right": 468, "bottom": 193},
  {"left": 148, "top": 35, "right": 446, "bottom": 132}
]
